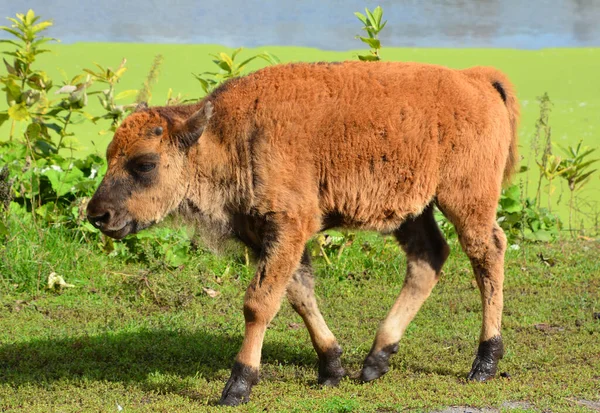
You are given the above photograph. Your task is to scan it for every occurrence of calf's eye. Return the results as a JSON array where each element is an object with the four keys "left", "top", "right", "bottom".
[
  {"left": 153, "top": 126, "right": 163, "bottom": 136},
  {"left": 135, "top": 162, "right": 156, "bottom": 173}
]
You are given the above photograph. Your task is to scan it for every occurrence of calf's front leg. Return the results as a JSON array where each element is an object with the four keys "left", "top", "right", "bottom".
[{"left": 219, "top": 216, "right": 309, "bottom": 406}]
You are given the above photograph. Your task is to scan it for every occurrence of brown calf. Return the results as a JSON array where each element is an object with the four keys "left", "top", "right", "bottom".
[{"left": 87, "top": 61, "right": 519, "bottom": 406}]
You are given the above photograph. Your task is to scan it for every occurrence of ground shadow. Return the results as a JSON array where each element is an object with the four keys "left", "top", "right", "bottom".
[{"left": 0, "top": 328, "right": 317, "bottom": 386}]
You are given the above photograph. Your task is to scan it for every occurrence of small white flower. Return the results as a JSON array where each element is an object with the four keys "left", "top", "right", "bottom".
[
  {"left": 509, "top": 244, "right": 520, "bottom": 251},
  {"left": 89, "top": 167, "right": 98, "bottom": 179},
  {"left": 50, "top": 165, "right": 62, "bottom": 172}
]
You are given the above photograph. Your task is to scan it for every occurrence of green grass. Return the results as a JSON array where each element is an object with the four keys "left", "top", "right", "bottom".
[
  {"left": 1, "top": 216, "right": 599, "bottom": 412},
  {"left": 2, "top": 43, "right": 599, "bottom": 227}
]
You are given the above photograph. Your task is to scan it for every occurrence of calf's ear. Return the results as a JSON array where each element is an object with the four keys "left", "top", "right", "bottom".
[{"left": 176, "top": 101, "right": 214, "bottom": 149}]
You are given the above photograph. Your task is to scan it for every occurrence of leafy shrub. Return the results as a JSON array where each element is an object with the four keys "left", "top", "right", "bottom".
[
  {"left": 0, "top": 140, "right": 104, "bottom": 227},
  {"left": 0, "top": 10, "right": 197, "bottom": 282},
  {"left": 497, "top": 183, "right": 561, "bottom": 242},
  {"left": 104, "top": 224, "right": 194, "bottom": 268},
  {"left": 0, "top": 10, "right": 55, "bottom": 138},
  {"left": 555, "top": 140, "right": 598, "bottom": 235},
  {"left": 194, "top": 48, "right": 279, "bottom": 95},
  {"left": 354, "top": 6, "right": 386, "bottom": 61},
  {"left": 0, "top": 11, "right": 136, "bottom": 230}
]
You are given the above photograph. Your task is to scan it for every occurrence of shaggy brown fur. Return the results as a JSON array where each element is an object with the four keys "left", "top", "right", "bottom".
[{"left": 87, "top": 60, "right": 519, "bottom": 406}]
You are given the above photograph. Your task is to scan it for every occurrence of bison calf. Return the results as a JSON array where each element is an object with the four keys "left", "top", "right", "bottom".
[{"left": 87, "top": 61, "right": 519, "bottom": 406}]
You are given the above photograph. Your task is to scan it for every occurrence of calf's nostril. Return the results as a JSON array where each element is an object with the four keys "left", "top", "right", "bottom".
[{"left": 88, "top": 210, "right": 112, "bottom": 228}]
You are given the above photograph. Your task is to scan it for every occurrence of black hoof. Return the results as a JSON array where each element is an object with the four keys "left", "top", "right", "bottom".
[
  {"left": 359, "top": 343, "right": 398, "bottom": 382},
  {"left": 219, "top": 361, "right": 259, "bottom": 406},
  {"left": 467, "top": 335, "right": 504, "bottom": 382},
  {"left": 318, "top": 346, "right": 346, "bottom": 386}
]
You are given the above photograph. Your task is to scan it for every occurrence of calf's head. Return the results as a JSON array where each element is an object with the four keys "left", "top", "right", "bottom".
[{"left": 87, "top": 101, "right": 213, "bottom": 239}]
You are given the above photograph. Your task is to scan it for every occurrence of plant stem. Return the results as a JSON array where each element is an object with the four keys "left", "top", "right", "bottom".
[
  {"left": 547, "top": 178, "right": 552, "bottom": 213},
  {"left": 569, "top": 190, "right": 574, "bottom": 238},
  {"left": 9, "top": 119, "right": 16, "bottom": 142},
  {"left": 57, "top": 109, "right": 73, "bottom": 151}
]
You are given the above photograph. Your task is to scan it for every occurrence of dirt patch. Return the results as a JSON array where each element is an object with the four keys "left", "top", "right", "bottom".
[
  {"left": 430, "top": 403, "right": 538, "bottom": 413},
  {"left": 502, "top": 401, "right": 535, "bottom": 410},
  {"left": 568, "top": 399, "right": 600, "bottom": 411},
  {"left": 430, "top": 408, "right": 498, "bottom": 413}
]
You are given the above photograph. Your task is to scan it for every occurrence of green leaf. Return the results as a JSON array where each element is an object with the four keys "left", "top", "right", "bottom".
[
  {"left": 3, "top": 77, "right": 22, "bottom": 104},
  {"left": 0, "top": 221, "right": 8, "bottom": 240},
  {"left": 34, "top": 139, "right": 58, "bottom": 156},
  {"left": 574, "top": 159, "right": 598, "bottom": 172},
  {"left": 83, "top": 68, "right": 102, "bottom": 78},
  {"left": 25, "top": 10, "right": 36, "bottom": 26},
  {"left": 70, "top": 73, "right": 89, "bottom": 85},
  {"left": 359, "top": 37, "right": 381, "bottom": 49},
  {"left": 257, "top": 52, "right": 280, "bottom": 65},
  {"left": 43, "top": 166, "right": 84, "bottom": 197},
  {"left": 529, "top": 229, "right": 552, "bottom": 242},
  {"left": 500, "top": 198, "right": 522, "bottom": 213},
  {"left": 502, "top": 184, "right": 521, "bottom": 200},
  {"left": 114, "top": 89, "right": 138, "bottom": 100},
  {"left": 114, "top": 66, "right": 127, "bottom": 79},
  {"left": 378, "top": 20, "right": 387, "bottom": 33},
  {"left": 2, "top": 58, "right": 16, "bottom": 75},
  {"left": 358, "top": 54, "right": 379, "bottom": 62},
  {"left": 216, "top": 59, "right": 232, "bottom": 72},
  {"left": 573, "top": 147, "right": 595, "bottom": 161},
  {"left": 0, "top": 27, "right": 25, "bottom": 42},
  {"left": 31, "top": 21, "right": 52, "bottom": 33},
  {"left": 354, "top": 12, "right": 368, "bottom": 25},
  {"left": 231, "top": 48, "right": 243, "bottom": 61},
  {"left": 219, "top": 52, "right": 234, "bottom": 68},
  {"left": 574, "top": 169, "right": 596, "bottom": 185},
  {"left": 365, "top": 8, "right": 376, "bottom": 26},
  {"left": 0, "top": 112, "right": 8, "bottom": 128},
  {"left": 0, "top": 39, "right": 22, "bottom": 48},
  {"left": 31, "top": 37, "right": 57, "bottom": 47},
  {"left": 373, "top": 6, "right": 383, "bottom": 26},
  {"left": 25, "top": 122, "right": 41, "bottom": 141},
  {"left": 44, "top": 122, "right": 62, "bottom": 134},
  {"left": 165, "top": 244, "right": 189, "bottom": 267},
  {"left": 7, "top": 103, "right": 30, "bottom": 121}
]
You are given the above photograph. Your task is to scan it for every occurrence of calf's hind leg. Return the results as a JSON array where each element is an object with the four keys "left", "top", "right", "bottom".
[
  {"left": 287, "top": 250, "right": 345, "bottom": 385},
  {"left": 437, "top": 193, "right": 507, "bottom": 381},
  {"left": 361, "top": 204, "right": 450, "bottom": 382}
]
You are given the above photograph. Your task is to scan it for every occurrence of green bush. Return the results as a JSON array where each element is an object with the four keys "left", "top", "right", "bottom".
[
  {"left": 0, "top": 11, "right": 198, "bottom": 290},
  {"left": 497, "top": 183, "right": 561, "bottom": 242},
  {"left": 193, "top": 47, "right": 279, "bottom": 95},
  {"left": 354, "top": 6, "right": 386, "bottom": 61}
]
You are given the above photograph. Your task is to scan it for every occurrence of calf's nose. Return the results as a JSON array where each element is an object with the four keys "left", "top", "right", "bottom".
[{"left": 87, "top": 199, "right": 114, "bottom": 229}]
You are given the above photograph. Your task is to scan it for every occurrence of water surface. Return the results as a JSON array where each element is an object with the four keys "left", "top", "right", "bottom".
[{"left": 2, "top": 0, "right": 600, "bottom": 49}]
